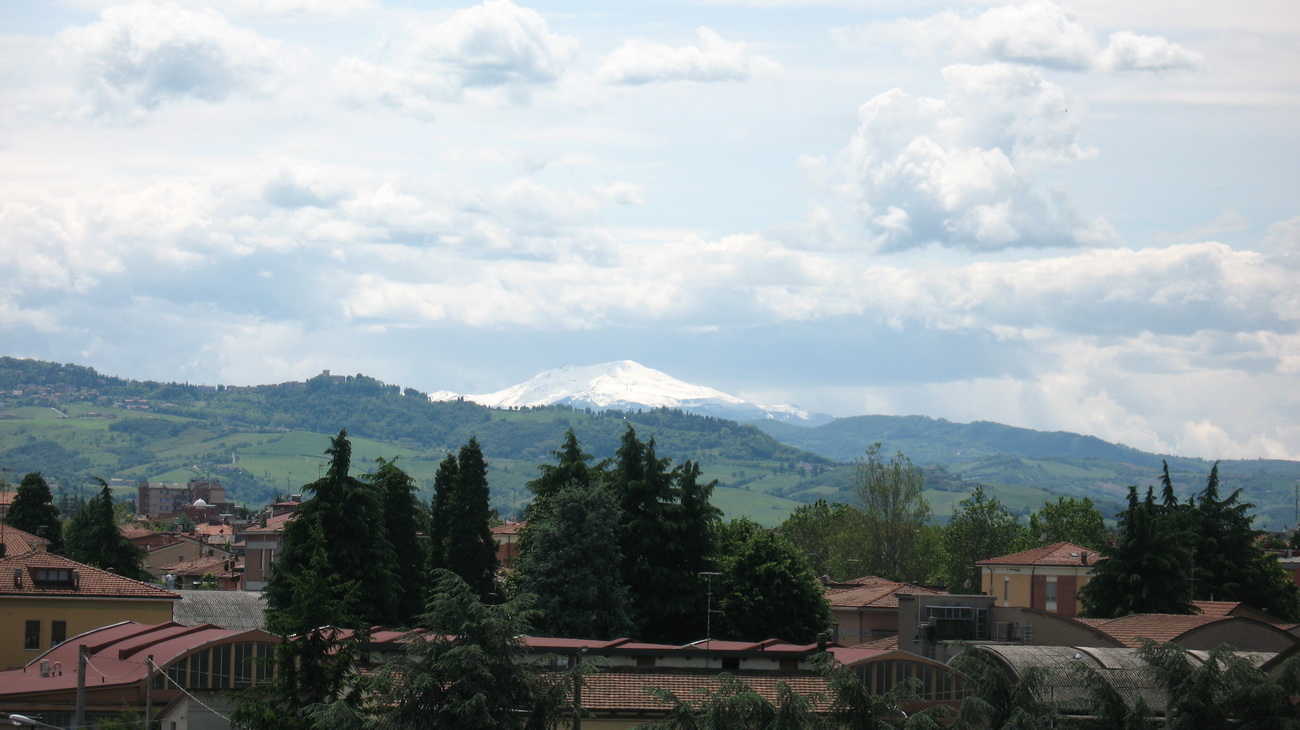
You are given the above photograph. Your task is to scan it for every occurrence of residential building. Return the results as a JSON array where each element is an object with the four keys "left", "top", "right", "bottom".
[
  {"left": 236, "top": 512, "right": 293, "bottom": 592},
  {"left": 977, "top": 541, "right": 1099, "bottom": 617},
  {"left": 824, "top": 575, "right": 946, "bottom": 645},
  {"left": 492, "top": 520, "right": 524, "bottom": 569},
  {"left": 0, "top": 550, "right": 179, "bottom": 670},
  {"left": 137, "top": 479, "right": 229, "bottom": 521}
]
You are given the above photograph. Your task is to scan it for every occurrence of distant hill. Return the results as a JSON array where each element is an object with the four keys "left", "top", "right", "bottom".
[{"left": 0, "top": 356, "right": 1295, "bottom": 530}]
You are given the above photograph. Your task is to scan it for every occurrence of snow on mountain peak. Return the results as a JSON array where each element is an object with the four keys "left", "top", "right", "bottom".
[{"left": 437, "top": 361, "right": 830, "bottom": 424}]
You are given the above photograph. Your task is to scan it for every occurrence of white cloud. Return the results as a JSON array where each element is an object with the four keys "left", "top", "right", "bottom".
[
  {"left": 845, "top": 63, "right": 1110, "bottom": 251},
  {"left": 333, "top": 0, "right": 576, "bottom": 115},
  {"left": 596, "top": 27, "right": 780, "bottom": 85},
  {"left": 845, "top": 1, "right": 1202, "bottom": 73},
  {"left": 56, "top": 1, "right": 291, "bottom": 118}
]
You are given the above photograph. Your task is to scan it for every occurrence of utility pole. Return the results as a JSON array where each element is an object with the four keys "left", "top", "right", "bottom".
[
  {"left": 74, "top": 645, "right": 87, "bottom": 729},
  {"left": 144, "top": 655, "right": 154, "bottom": 730},
  {"left": 700, "top": 571, "right": 721, "bottom": 649}
]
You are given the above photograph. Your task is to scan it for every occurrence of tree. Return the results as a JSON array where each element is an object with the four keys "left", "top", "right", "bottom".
[
  {"left": 1078, "top": 487, "right": 1194, "bottom": 618},
  {"left": 1137, "top": 639, "right": 1300, "bottom": 729},
  {"left": 367, "top": 456, "right": 427, "bottom": 625},
  {"left": 606, "top": 426, "right": 721, "bottom": 644},
  {"left": 818, "top": 652, "right": 949, "bottom": 730},
  {"left": 362, "top": 569, "right": 572, "bottom": 730},
  {"left": 264, "top": 430, "right": 401, "bottom": 630},
  {"left": 1025, "top": 496, "right": 1107, "bottom": 551},
  {"left": 523, "top": 428, "right": 596, "bottom": 523},
  {"left": 233, "top": 524, "right": 363, "bottom": 730},
  {"left": 853, "top": 444, "right": 933, "bottom": 581},
  {"left": 1189, "top": 462, "right": 1300, "bottom": 620},
  {"left": 713, "top": 518, "right": 831, "bottom": 644},
  {"left": 428, "top": 451, "right": 457, "bottom": 574},
  {"left": 3, "top": 471, "right": 62, "bottom": 551},
  {"left": 950, "top": 646, "right": 1061, "bottom": 730},
  {"left": 640, "top": 673, "right": 804, "bottom": 729},
  {"left": 941, "top": 486, "right": 1024, "bottom": 593},
  {"left": 439, "top": 437, "right": 499, "bottom": 601},
  {"left": 62, "top": 479, "right": 148, "bottom": 580},
  {"left": 510, "top": 483, "right": 634, "bottom": 639}
]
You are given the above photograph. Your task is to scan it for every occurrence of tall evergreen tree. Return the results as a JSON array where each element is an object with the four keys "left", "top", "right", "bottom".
[
  {"left": 442, "top": 437, "right": 499, "bottom": 601},
  {"left": 427, "top": 452, "right": 458, "bottom": 573},
  {"left": 510, "top": 483, "right": 634, "bottom": 639},
  {"left": 606, "top": 426, "right": 720, "bottom": 644},
  {"left": 366, "top": 457, "right": 427, "bottom": 626},
  {"left": 3, "top": 471, "right": 62, "bottom": 551},
  {"left": 265, "top": 430, "right": 402, "bottom": 630},
  {"left": 1189, "top": 463, "right": 1300, "bottom": 620},
  {"left": 1079, "top": 486, "right": 1194, "bottom": 618},
  {"left": 523, "top": 428, "right": 596, "bottom": 523},
  {"left": 62, "top": 479, "right": 147, "bottom": 580}
]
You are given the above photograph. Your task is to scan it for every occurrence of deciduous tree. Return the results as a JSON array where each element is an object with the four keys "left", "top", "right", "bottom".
[
  {"left": 1025, "top": 496, "right": 1107, "bottom": 551},
  {"left": 854, "top": 444, "right": 933, "bottom": 582},
  {"left": 713, "top": 518, "right": 831, "bottom": 644},
  {"left": 941, "top": 486, "right": 1024, "bottom": 593}
]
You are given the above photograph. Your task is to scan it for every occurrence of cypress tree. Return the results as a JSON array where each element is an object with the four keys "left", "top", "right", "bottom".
[
  {"left": 427, "top": 452, "right": 457, "bottom": 574},
  {"left": 4, "top": 472, "right": 63, "bottom": 551},
  {"left": 265, "top": 429, "right": 401, "bottom": 630},
  {"left": 442, "top": 437, "right": 498, "bottom": 601},
  {"left": 366, "top": 457, "right": 426, "bottom": 626}
]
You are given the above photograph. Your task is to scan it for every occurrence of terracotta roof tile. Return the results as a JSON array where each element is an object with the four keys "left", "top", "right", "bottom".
[
  {"left": 976, "top": 541, "right": 1102, "bottom": 567},
  {"left": 577, "top": 670, "right": 832, "bottom": 713},
  {"left": 1085, "top": 613, "right": 1225, "bottom": 647},
  {"left": 0, "top": 551, "right": 179, "bottom": 600},
  {"left": 826, "top": 576, "right": 945, "bottom": 609},
  {"left": 0, "top": 524, "right": 50, "bottom": 555}
]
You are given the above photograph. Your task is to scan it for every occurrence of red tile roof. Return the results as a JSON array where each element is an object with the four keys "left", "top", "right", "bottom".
[
  {"left": 578, "top": 670, "right": 833, "bottom": 713},
  {"left": 240, "top": 512, "right": 295, "bottom": 533},
  {"left": 0, "top": 524, "right": 50, "bottom": 556},
  {"left": 976, "top": 541, "right": 1101, "bottom": 567},
  {"left": 1082, "top": 613, "right": 1228, "bottom": 646},
  {"left": 0, "top": 551, "right": 179, "bottom": 600},
  {"left": 826, "top": 576, "right": 946, "bottom": 609},
  {"left": 0, "top": 621, "right": 276, "bottom": 694},
  {"left": 158, "top": 555, "right": 241, "bottom": 577}
]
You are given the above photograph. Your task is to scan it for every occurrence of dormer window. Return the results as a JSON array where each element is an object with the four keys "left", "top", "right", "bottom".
[{"left": 32, "top": 568, "right": 76, "bottom": 586}]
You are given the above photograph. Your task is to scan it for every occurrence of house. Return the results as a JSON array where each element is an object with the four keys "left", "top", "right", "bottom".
[
  {"left": 138, "top": 534, "right": 234, "bottom": 581},
  {"left": 977, "top": 541, "right": 1100, "bottom": 617},
  {"left": 0, "top": 620, "right": 279, "bottom": 729},
  {"left": 491, "top": 521, "right": 524, "bottom": 569},
  {"left": 0, "top": 524, "right": 50, "bottom": 557},
  {"left": 0, "top": 550, "right": 180, "bottom": 670},
  {"left": 824, "top": 575, "right": 946, "bottom": 645},
  {"left": 137, "top": 479, "right": 229, "bottom": 521},
  {"left": 896, "top": 592, "right": 1300, "bottom": 664},
  {"left": 159, "top": 555, "right": 243, "bottom": 592},
  {"left": 236, "top": 512, "right": 294, "bottom": 591}
]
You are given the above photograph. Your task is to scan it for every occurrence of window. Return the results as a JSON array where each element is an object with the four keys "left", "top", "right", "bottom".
[
  {"left": 51, "top": 621, "right": 67, "bottom": 646},
  {"left": 32, "top": 568, "right": 74, "bottom": 586},
  {"left": 25, "top": 620, "right": 40, "bottom": 650},
  {"left": 1046, "top": 578, "right": 1058, "bottom": 611}
]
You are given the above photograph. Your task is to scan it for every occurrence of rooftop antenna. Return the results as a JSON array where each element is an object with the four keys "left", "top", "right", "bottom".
[{"left": 700, "top": 571, "right": 721, "bottom": 649}]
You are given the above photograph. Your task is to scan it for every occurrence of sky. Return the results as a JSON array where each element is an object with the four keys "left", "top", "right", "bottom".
[{"left": 1, "top": 0, "right": 1297, "bottom": 461}]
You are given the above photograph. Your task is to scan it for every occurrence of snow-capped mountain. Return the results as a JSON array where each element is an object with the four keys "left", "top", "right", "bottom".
[{"left": 431, "top": 361, "right": 831, "bottom": 425}]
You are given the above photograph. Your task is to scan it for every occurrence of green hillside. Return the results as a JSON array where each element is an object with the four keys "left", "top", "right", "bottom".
[{"left": 1, "top": 356, "right": 1295, "bottom": 530}]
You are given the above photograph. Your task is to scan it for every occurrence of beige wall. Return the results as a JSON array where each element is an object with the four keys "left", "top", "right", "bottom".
[
  {"left": 0, "top": 597, "right": 175, "bottom": 670},
  {"left": 981, "top": 565, "right": 1095, "bottom": 617}
]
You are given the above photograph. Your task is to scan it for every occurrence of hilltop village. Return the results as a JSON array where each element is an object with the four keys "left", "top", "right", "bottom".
[{"left": 3, "top": 426, "right": 1300, "bottom": 729}]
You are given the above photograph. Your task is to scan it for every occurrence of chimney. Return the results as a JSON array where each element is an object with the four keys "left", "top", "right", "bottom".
[
  {"left": 13, "top": 568, "right": 22, "bottom": 588},
  {"left": 1080, "top": 551, "right": 1090, "bottom": 566}
]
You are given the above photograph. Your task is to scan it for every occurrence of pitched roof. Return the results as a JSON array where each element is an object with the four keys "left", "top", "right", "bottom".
[
  {"left": 172, "top": 591, "right": 267, "bottom": 631},
  {"left": 0, "top": 621, "right": 276, "bottom": 695},
  {"left": 976, "top": 541, "right": 1101, "bottom": 567},
  {"left": 239, "top": 512, "right": 295, "bottom": 533},
  {"left": 826, "top": 575, "right": 946, "bottom": 609},
  {"left": 0, "top": 524, "right": 50, "bottom": 556},
  {"left": 157, "top": 555, "right": 240, "bottom": 577},
  {"left": 0, "top": 551, "right": 179, "bottom": 600}
]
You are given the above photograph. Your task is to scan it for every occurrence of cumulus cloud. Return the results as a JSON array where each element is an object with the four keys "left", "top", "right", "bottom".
[
  {"left": 845, "top": 63, "right": 1111, "bottom": 251},
  {"left": 844, "top": 1, "right": 1202, "bottom": 73},
  {"left": 333, "top": 0, "right": 576, "bottom": 115},
  {"left": 57, "top": 1, "right": 291, "bottom": 118},
  {"left": 596, "top": 27, "right": 780, "bottom": 85}
]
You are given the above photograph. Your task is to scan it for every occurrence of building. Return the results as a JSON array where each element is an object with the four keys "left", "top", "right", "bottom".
[
  {"left": 0, "top": 620, "right": 279, "bottom": 729},
  {"left": 491, "top": 521, "right": 524, "bottom": 569},
  {"left": 0, "top": 550, "right": 180, "bottom": 670},
  {"left": 977, "top": 541, "right": 1100, "bottom": 617},
  {"left": 236, "top": 513, "right": 294, "bottom": 592},
  {"left": 137, "top": 480, "right": 228, "bottom": 521},
  {"left": 824, "top": 575, "right": 946, "bottom": 645}
]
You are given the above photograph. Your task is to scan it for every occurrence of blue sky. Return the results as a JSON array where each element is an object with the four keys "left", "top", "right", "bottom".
[{"left": 1, "top": 0, "right": 1297, "bottom": 460}]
